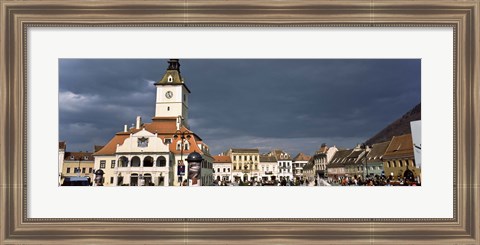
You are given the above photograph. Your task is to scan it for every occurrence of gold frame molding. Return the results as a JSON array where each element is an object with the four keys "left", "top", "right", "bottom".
[{"left": 1, "top": 0, "right": 479, "bottom": 244}]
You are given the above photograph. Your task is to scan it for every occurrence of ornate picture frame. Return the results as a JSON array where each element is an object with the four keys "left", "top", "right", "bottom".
[{"left": 1, "top": 0, "right": 478, "bottom": 243}]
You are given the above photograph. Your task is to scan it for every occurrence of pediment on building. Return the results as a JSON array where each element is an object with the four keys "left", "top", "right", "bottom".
[{"left": 132, "top": 128, "right": 155, "bottom": 138}]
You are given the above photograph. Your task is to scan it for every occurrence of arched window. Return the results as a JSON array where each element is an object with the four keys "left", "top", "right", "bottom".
[
  {"left": 184, "top": 142, "right": 189, "bottom": 150},
  {"left": 118, "top": 156, "right": 129, "bottom": 167},
  {"left": 143, "top": 156, "right": 154, "bottom": 167},
  {"left": 156, "top": 156, "right": 167, "bottom": 167},
  {"left": 131, "top": 156, "right": 141, "bottom": 167},
  {"left": 176, "top": 141, "right": 181, "bottom": 151}
]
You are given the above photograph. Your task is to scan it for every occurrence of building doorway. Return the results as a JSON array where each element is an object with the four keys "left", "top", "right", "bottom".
[
  {"left": 144, "top": 173, "right": 152, "bottom": 186},
  {"left": 130, "top": 173, "right": 138, "bottom": 186}
]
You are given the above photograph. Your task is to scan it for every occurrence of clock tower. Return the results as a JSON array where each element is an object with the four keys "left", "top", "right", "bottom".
[{"left": 154, "top": 59, "right": 190, "bottom": 127}]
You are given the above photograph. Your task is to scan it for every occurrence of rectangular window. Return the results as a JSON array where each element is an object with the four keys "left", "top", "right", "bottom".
[
  {"left": 164, "top": 138, "right": 172, "bottom": 144},
  {"left": 223, "top": 168, "right": 226, "bottom": 172},
  {"left": 233, "top": 156, "right": 236, "bottom": 161},
  {"left": 227, "top": 168, "right": 230, "bottom": 172},
  {"left": 66, "top": 167, "right": 70, "bottom": 173},
  {"left": 82, "top": 168, "right": 86, "bottom": 173},
  {"left": 110, "top": 177, "right": 114, "bottom": 184},
  {"left": 100, "top": 160, "right": 106, "bottom": 169},
  {"left": 89, "top": 168, "right": 93, "bottom": 173},
  {"left": 233, "top": 166, "right": 236, "bottom": 170},
  {"left": 111, "top": 160, "right": 116, "bottom": 168}
]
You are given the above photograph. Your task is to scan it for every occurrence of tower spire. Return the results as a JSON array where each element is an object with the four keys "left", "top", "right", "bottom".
[
  {"left": 154, "top": 59, "right": 190, "bottom": 128},
  {"left": 167, "top": 59, "right": 180, "bottom": 71}
]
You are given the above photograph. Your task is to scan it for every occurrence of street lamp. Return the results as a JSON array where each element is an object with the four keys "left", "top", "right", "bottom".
[
  {"left": 74, "top": 156, "right": 82, "bottom": 177},
  {"left": 173, "top": 130, "right": 191, "bottom": 186},
  {"left": 360, "top": 143, "right": 372, "bottom": 181},
  {"left": 250, "top": 161, "right": 254, "bottom": 183}
]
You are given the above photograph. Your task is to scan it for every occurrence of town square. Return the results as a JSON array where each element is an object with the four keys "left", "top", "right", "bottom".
[{"left": 59, "top": 59, "right": 421, "bottom": 187}]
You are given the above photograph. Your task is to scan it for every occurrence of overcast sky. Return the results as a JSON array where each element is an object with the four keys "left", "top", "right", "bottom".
[{"left": 59, "top": 59, "right": 420, "bottom": 156}]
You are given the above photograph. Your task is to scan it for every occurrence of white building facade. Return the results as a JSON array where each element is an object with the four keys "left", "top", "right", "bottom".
[
  {"left": 213, "top": 155, "right": 233, "bottom": 183},
  {"left": 259, "top": 155, "right": 278, "bottom": 182},
  {"left": 93, "top": 59, "right": 213, "bottom": 186},
  {"left": 268, "top": 149, "right": 293, "bottom": 181},
  {"left": 292, "top": 152, "right": 311, "bottom": 181}
]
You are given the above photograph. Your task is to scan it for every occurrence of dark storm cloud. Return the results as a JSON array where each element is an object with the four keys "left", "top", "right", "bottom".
[{"left": 59, "top": 59, "right": 420, "bottom": 155}]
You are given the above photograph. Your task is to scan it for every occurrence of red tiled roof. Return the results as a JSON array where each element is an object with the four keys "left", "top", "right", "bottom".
[
  {"left": 64, "top": 151, "right": 94, "bottom": 161},
  {"left": 230, "top": 148, "right": 259, "bottom": 153},
  {"left": 293, "top": 152, "right": 311, "bottom": 162},
  {"left": 213, "top": 155, "right": 232, "bottom": 163},
  {"left": 367, "top": 141, "right": 390, "bottom": 161},
  {"left": 329, "top": 149, "right": 352, "bottom": 166},
  {"left": 269, "top": 149, "right": 292, "bottom": 161},
  {"left": 93, "top": 134, "right": 130, "bottom": 156},
  {"left": 94, "top": 118, "right": 207, "bottom": 156},
  {"left": 383, "top": 134, "right": 414, "bottom": 160},
  {"left": 260, "top": 155, "right": 277, "bottom": 162}
]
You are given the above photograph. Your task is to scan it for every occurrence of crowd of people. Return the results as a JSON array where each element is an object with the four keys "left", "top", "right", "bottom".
[
  {"left": 328, "top": 175, "right": 421, "bottom": 186},
  {"left": 211, "top": 175, "right": 421, "bottom": 186}
]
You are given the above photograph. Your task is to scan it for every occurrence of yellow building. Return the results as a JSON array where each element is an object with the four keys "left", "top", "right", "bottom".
[
  {"left": 61, "top": 151, "right": 95, "bottom": 185},
  {"left": 227, "top": 148, "right": 260, "bottom": 182},
  {"left": 383, "top": 134, "right": 421, "bottom": 183}
]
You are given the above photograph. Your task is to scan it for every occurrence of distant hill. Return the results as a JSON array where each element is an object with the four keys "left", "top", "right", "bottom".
[{"left": 365, "top": 103, "right": 421, "bottom": 145}]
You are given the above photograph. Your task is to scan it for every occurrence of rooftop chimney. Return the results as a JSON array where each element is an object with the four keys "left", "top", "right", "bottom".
[
  {"left": 124, "top": 124, "right": 128, "bottom": 132},
  {"left": 176, "top": 116, "right": 181, "bottom": 130},
  {"left": 136, "top": 116, "right": 141, "bottom": 129}
]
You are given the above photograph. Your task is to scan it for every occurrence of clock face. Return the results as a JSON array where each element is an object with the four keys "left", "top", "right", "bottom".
[{"left": 165, "top": 91, "right": 173, "bottom": 99}]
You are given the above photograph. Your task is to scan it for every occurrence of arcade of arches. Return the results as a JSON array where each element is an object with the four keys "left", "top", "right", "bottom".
[{"left": 114, "top": 155, "right": 170, "bottom": 186}]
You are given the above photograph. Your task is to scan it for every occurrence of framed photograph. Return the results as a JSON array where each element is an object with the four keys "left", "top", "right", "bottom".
[{"left": 1, "top": 0, "right": 479, "bottom": 244}]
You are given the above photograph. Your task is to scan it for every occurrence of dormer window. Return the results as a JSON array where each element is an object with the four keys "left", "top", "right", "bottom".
[
  {"left": 168, "top": 75, "right": 173, "bottom": 83},
  {"left": 137, "top": 137, "right": 149, "bottom": 147},
  {"left": 70, "top": 156, "right": 74, "bottom": 160},
  {"left": 164, "top": 138, "right": 172, "bottom": 144},
  {"left": 83, "top": 156, "right": 88, "bottom": 160}
]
